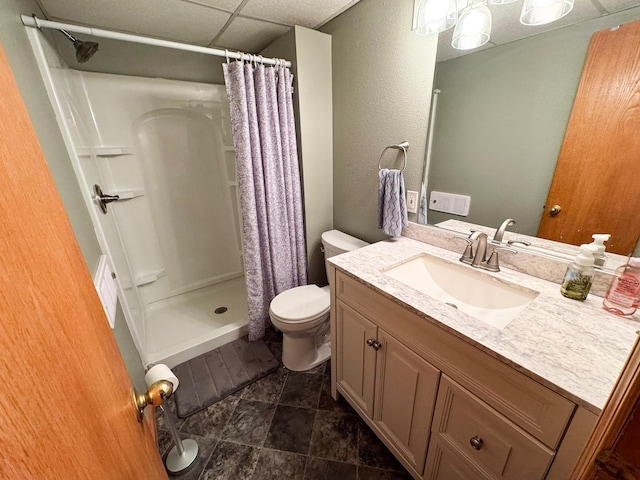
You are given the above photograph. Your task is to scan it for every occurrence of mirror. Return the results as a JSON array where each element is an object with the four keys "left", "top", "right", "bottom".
[{"left": 418, "top": 6, "right": 640, "bottom": 257}]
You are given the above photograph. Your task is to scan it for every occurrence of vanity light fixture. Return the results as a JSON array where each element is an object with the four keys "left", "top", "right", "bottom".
[{"left": 414, "top": 0, "right": 575, "bottom": 50}]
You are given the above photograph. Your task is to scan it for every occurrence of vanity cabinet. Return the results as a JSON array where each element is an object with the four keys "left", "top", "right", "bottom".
[
  {"left": 336, "top": 301, "right": 440, "bottom": 473},
  {"left": 330, "top": 268, "right": 597, "bottom": 480}
]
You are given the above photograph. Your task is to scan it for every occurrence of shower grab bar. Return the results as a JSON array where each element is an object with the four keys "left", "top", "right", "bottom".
[{"left": 378, "top": 141, "right": 409, "bottom": 172}]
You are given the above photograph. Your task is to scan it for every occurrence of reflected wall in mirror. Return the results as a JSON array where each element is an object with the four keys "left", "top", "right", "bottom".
[{"left": 420, "top": 5, "right": 640, "bottom": 256}]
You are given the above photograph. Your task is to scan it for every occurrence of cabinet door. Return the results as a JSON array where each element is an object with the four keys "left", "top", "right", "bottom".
[
  {"left": 374, "top": 330, "right": 440, "bottom": 475},
  {"left": 336, "top": 300, "right": 377, "bottom": 417}
]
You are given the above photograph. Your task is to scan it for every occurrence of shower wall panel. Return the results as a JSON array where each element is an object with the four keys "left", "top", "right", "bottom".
[
  {"left": 77, "top": 73, "right": 242, "bottom": 305},
  {"left": 133, "top": 109, "right": 241, "bottom": 293}
]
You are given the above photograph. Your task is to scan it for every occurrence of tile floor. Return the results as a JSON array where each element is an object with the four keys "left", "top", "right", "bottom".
[{"left": 156, "top": 328, "right": 411, "bottom": 479}]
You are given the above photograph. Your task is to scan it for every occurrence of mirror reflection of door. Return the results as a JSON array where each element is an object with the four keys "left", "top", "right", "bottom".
[{"left": 537, "top": 21, "right": 640, "bottom": 255}]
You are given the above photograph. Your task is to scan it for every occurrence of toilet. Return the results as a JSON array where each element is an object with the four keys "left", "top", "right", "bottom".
[{"left": 269, "top": 230, "right": 369, "bottom": 371}]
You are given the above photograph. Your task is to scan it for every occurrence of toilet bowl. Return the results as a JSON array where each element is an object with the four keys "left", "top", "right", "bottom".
[{"left": 269, "top": 230, "right": 369, "bottom": 371}]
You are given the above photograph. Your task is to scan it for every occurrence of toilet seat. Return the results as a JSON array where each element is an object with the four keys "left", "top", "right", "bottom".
[{"left": 269, "top": 285, "right": 330, "bottom": 324}]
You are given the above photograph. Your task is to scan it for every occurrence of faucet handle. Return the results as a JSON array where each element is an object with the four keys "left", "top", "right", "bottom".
[
  {"left": 507, "top": 239, "right": 531, "bottom": 247},
  {"left": 485, "top": 247, "right": 517, "bottom": 272},
  {"left": 454, "top": 235, "right": 473, "bottom": 264}
]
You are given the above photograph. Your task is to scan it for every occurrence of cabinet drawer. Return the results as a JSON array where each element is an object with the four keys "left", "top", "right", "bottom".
[
  {"left": 335, "top": 270, "right": 574, "bottom": 448},
  {"left": 430, "top": 376, "right": 554, "bottom": 480}
]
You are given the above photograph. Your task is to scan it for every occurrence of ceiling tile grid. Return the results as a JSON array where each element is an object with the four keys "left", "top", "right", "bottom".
[
  {"left": 216, "top": 16, "right": 291, "bottom": 52},
  {"left": 179, "top": 0, "right": 244, "bottom": 12},
  {"left": 240, "top": 0, "right": 359, "bottom": 28},
  {"left": 40, "top": 0, "right": 231, "bottom": 45}
]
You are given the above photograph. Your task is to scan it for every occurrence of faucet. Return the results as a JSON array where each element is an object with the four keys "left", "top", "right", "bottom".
[
  {"left": 469, "top": 231, "right": 488, "bottom": 267},
  {"left": 492, "top": 218, "right": 515, "bottom": 244},
  {"left": 455, "top": 231, "right": 516, "bottom": 272}
]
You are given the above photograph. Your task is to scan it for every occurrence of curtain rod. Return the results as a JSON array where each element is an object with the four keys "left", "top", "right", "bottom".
[{"left": 21, "top": 15, "right": 292, "bottom": 68}]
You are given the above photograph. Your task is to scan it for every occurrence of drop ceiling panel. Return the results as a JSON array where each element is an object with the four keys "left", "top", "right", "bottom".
[
  {"left": 488, "top": 0, "right": 603, "bottom": 45},
  {"left": 241, "top": 0, "right": 358, "bottom": 27},
  {"left": 40, "top": 0, "right": 230, "bottom": 45},
  {"left": 180, "top": 0, "right": 244, "bottom": 12},
  {"left": 598, "top": 0, "right": 640, "bottom": 13},
  {"left": 217, "top": 17, "right": 291, "bottom": 52}
]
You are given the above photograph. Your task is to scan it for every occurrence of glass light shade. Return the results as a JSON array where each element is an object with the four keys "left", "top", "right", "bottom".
[
  {"left": 415, "top": 0, "right": 459, "bottom": 35},
  {"left": 520, "top": 0, "right": 574, "bottom": 25},
  {"left": 452, "top": 3, "right": 492, "bottom": 50}
]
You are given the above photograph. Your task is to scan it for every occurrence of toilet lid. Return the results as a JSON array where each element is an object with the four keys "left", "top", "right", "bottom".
[{"left": 269, "top": 285, "right": 330, "bottom": 323}]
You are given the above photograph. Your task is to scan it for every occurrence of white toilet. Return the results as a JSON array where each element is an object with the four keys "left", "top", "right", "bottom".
[{"left": 269, "top": 230, "right": 369, "bottom": 371}]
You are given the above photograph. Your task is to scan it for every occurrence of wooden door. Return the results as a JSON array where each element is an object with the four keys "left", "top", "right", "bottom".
[
  {"left": 0, "top": 46, "right": 167, "bottom": 478},
  {"left": 573, "top": 336, "right": 640, "bottom": 479},
  {"left": 335, "top": 301, "right": 377, "bottom": 417},
  {"left": 373, "top": 330, "right": 440, "bottom": 475},
  {"left": 537, "top": 21, "right": 640, "bottom": 255}
]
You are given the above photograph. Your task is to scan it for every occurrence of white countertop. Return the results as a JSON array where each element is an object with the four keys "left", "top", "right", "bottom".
[{"left": 329, "top": 236, "right": 640, "bottom": 414}]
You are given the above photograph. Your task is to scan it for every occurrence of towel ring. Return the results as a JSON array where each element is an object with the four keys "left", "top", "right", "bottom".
[{"left": 378, "top": 141, "right": 409, "bottom": 173}]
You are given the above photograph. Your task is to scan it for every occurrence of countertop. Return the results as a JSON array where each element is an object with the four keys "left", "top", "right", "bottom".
[{"left": 328, "top": 236, "right": 640, "bottom": 414}]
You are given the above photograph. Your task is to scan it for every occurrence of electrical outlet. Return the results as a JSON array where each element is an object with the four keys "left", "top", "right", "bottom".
[{"left": 406, "top": 190, "right": 419, "bottom": 213}]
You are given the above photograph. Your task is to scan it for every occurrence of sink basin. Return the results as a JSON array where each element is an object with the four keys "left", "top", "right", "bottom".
[{"left": 383, "top": 254, "right": 539, "bottom": 329}]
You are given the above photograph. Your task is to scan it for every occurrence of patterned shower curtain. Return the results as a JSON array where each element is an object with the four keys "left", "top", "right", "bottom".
[{"left": 223, "top": 60, "right": 307, "bottom": 341}]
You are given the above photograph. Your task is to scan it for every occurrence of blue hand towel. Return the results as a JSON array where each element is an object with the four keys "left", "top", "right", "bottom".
[{"left": 378, "top": 168, "right": 408, "bottom": 237}]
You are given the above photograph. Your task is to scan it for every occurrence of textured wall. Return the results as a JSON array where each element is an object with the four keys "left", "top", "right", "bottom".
[
  {"left": 321, "top": 0, "right": 437, "bottom": 244},
  {"left": 1, "top": 3, "right": 145, "bottom": 391}
]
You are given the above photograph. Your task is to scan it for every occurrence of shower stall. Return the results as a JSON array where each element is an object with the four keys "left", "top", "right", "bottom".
[{"left": 28, "top": 30, "right": 248, "bottom": 367}]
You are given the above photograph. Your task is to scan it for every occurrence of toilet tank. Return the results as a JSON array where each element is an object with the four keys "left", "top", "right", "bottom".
[{"left": 321, "top": 230, "right": 369, "bottom": 260}]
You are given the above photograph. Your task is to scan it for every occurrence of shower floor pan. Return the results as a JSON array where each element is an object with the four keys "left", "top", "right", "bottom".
[{"left": 145, "top": 276, "right": 248, "bottom": 368}]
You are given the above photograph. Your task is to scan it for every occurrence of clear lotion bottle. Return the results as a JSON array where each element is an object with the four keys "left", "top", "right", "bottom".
[
  {"left": 560, "top": 244, "right": 597, "bottom": 301},
  {"left": 603, "top": 258, "right": 640, "bottom": 316}
]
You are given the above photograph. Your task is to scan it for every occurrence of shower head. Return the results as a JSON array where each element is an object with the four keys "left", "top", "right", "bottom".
[{"left": 59, "top": 29, "right": 99, "bottom": 63}]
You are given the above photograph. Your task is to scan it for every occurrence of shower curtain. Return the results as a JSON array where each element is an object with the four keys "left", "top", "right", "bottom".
[{"left": 223, "top": 60, "right": 307, "bottom": 341}]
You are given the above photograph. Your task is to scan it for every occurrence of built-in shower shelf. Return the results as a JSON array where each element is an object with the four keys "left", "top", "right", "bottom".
[
  {"left": 75, "top": 146, "right": 134, "bottom": 157},
  {"left": 135, "top": 269, "right": 166, "bottom": 287}
]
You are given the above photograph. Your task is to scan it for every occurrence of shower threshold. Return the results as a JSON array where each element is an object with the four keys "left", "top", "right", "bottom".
[{"left": 144, "top": 276, "right": 248, "bottom": 368}]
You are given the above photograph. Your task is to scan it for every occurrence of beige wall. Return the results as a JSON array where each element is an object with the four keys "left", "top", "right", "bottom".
[
  {"left": 321, "top": 0, "right": 437, "bottom": 243},
  {"left": 263, "top": 27, "right": 334, "bottom": 285},
  {"left": 0, "top": 1, "right": 145, "bottom": 391}
]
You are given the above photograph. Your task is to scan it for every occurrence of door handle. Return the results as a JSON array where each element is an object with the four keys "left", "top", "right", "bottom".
[
  {"left": 94, "top": 184, "right": 120, "bottom": 214},
  {"left": 549, "top": 204, "right": 562, "bottom": 216},
  {"left": 132, "top": 380, "right": 173, "bottom": 422}
]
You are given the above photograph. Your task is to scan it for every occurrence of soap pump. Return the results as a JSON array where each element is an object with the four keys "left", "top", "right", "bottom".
[
  {"left": 590, "top": 234, "right": 611, "bottom": 267},
  {"left": 560, "top": 244, "right": 598, "bottom": 301}
]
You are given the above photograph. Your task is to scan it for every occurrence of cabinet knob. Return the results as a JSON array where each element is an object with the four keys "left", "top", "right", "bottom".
[
  {"left": 469, "top": 435, "right": 483, "bottom": 450},
  {"left": 366, "top": 338, "right": 382, "bottom": 350}
]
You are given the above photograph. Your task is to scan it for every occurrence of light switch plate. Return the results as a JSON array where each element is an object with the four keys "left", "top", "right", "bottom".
[
  {"left": 406, "top": 190, "right": 419, "bottom": 213},
  {"left": 429, "top": 191, "right": 471, "bottom": 216},
  {"left": 94, "top": 255, "right": 118, "bottom": 329}
]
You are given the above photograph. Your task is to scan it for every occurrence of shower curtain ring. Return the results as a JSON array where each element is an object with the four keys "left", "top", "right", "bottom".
[
  {"left": 224, "top": 49, "right": 230, "bottom": 63},
  {"left": 32, "top": 14, "right": 41, "bottom": 30}
]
